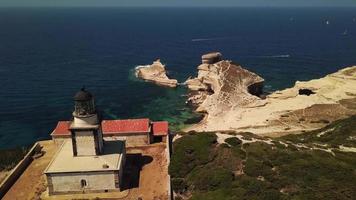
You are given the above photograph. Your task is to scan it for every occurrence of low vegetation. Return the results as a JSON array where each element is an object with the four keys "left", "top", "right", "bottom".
[
  {"left": 0, "top": 147, "right": 28, "bottom": 171},
  {"left": 170, "top": 116, "right": 356, "bottom": 199}
]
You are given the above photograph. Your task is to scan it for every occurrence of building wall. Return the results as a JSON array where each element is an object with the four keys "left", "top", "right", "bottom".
[
  {"left": 75, "top": 131, "right": 96, "bottom": 156},
  {"left": 52, "top": 137, "right": 70, "bottom": 147},
  {"left": 53, "top": 133, "right": 149, "bottom": 147},
  {"left": 98, "top": 129, "right": 104, "bottom": 152},
  {"left": 47, "top": 171, "right": 119, "bottom": 194},
  {"left": 105, "top": 133, "right": 149, "bottom": 147},
  {"left": 119, "top": 147, "right": 126, "bottom": 185}
]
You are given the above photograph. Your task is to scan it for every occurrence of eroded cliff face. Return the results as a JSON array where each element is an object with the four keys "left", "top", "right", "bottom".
[
  {"left": 185, "top": 52, "right": 265, "bottom": 117},
  {"left": 185, "top": 53, "right": 356, "bottom": 136},
  {"left": 135, "top": 59, "right": 178, "bottom": 87}
]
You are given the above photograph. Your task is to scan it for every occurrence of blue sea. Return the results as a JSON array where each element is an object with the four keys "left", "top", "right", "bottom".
[{"left": 0, "top": 7, "right": 356, "bottom": 149}]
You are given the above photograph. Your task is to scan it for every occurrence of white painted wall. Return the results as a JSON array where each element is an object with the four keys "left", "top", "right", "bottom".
[
  {"left": 49, "top": 171, "right": 118, "bottom": 193},
  {"left": 75, "top": 131, "right": 96, "bottom": 156},
  {"left": 73, "top": 114, "right": 99, "bottom": 126},
  {"left": 53, "top": 137, "right": 70, "bottom": 147}
]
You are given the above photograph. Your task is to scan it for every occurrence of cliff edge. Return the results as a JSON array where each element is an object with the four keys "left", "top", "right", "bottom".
[
  {"left": 185, "top": 52, "right": 265, "bottom": 115},
  {"left": 185, "top": 53, "right": 356, "bottom": 136}
]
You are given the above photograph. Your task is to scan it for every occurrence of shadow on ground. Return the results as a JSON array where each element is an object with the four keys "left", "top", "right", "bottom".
[{"left": 121, "top": 153, "right": 153, "bottom": 190}]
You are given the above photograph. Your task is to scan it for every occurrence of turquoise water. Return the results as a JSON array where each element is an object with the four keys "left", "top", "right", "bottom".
[{"left": 1, "top": 7, "right": 356, "bottom": 148}]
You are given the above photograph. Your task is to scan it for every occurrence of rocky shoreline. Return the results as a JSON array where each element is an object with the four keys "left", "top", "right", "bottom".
[
  {"left": 137, "top": 53, "right": 356, "bottom": 136},
  {"left": 184, "top": 53, "right": 356, "bottom": 136}
]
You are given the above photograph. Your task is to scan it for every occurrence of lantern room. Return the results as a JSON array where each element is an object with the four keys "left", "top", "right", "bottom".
[{"left": 73, "top": 87, "right": 96, "bottom": 117}]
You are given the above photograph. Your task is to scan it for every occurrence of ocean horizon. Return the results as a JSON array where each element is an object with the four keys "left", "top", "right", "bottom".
[{"left": 1, "top": 7, "right": 356, "bottom": 149}]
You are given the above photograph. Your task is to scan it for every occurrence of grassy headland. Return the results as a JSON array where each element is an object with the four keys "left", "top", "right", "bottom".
[{"left": 170, "top": 116, "right": 356, "bottom": 200}]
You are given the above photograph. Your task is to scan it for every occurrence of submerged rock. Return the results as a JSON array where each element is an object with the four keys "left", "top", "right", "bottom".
[{"left": 135, "top": 59, "right": 178, "bottom": 88}]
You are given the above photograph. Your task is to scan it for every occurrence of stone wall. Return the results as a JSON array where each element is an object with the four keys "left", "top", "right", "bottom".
[
  {"left": 105, "top": 133, "right": 149, "bottom": 147},
  {"left": 47, "top": 171, "right": 119, "bottom": 195},
  {"left": 0, "top": 142, "right": 41, "bottom": 198},
  {"left": 166, "top": 135, "right": 172, "bottom": 200}
]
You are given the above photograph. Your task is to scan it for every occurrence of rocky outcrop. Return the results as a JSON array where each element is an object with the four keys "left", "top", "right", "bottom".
[
  {"left": 135, "top": 59, "right": 178, "bottom": 87},
  {"left": 202, "top": 52, "right": 222, "bottom": 64},
  {"left": 185, "top": 53, "right": 356, "bottom": 136},
  {"left": 185, "top": 52, "right": 265, "bottom": 115}
]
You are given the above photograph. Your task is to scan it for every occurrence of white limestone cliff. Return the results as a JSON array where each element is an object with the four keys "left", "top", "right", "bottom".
[{"left": 185, "top": 53, "right": 356, "bottom": 136}]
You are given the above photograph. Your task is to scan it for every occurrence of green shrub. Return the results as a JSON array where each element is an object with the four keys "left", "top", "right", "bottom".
[
  {"left": 170, "top": 116, "right": 356, "bottom": 200},
  {"left": 191, "top": 189, "right": 235, "bottom": 200},
  {"left": 225, "top": 137, "right": 242, "bottom": 146},
  {"left": 188, "top": 166, "right": 233, "bottom": 191},
  {"left": 231, "top": 146, "right": 246, "bottom": 160},
  {"left": 169, "top": 132, "right": 217, "bottom": 178},
  {"left": 171, "top": 178, "right": 187, "bottom": 193},
  {"left": 244, "top": 158, "right": 274, "bottom": 179},
  {"left": 219, "top": 143, "right": 230, "bottom": 148},
  {"left": 239, "top": 132, "right": 257, "bottom": 140},
  {"left": 0, "top": 147, "right": 28, "bottom": 171}
]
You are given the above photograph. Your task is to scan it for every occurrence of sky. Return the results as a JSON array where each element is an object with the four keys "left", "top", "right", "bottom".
[{"left": 0, "top": 0, "right": 356, "bottom": 7}]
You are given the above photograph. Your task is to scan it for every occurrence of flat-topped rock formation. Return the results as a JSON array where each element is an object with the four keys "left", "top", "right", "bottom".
[
  {"left": 185, "top": 52, "right": 265, "bottom": 116},
  {"left": 201, "top": 52, "right": 222, "bottom": 64},
  {"left": 135, "top": 59, "right": 178, "bottom": 88},
  {"left": 185, "top": 53, "right": 356, "bottom": 136}
]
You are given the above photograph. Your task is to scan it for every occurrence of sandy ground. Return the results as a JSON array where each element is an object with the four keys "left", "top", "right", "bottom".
[
  {"left": 186, "top": 66, "right": 356, "bottom": 136},
  {"left": 3, "top": 140, "right": 57, "bottom": 200},
  {"left": 123, "top": 144, "right": 169, "bottom": 200},
  {"left": 215, "top": 132, "right": 273, "bottom": 146}
]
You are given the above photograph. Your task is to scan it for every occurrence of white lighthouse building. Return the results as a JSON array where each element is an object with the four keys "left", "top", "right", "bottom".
[
  {"left": 45, "top": 88, "right": 126, "bottom": 195},
  {"left": 70, "top": 88, "right": 104, "bottom": 156}
]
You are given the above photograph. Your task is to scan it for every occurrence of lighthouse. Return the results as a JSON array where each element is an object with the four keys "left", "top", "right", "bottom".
[
  {"left": 45, "top": 88, "right": 126, "bottom": 195},
  {"left": 69, "top": 87, "right": 104, "bottom": 156}
]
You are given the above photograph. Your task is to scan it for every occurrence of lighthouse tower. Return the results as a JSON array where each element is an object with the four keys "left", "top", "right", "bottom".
[{"left": 69, "top": 88, "right": 104, "bottom": 156}]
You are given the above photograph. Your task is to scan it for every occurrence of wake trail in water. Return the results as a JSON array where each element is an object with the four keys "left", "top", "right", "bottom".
[
  {"left": 254, "top": 55, "right": 291, "bottom": 58},
  {"left": 191, "top": 37, "right": 229, "bottom": 42}
]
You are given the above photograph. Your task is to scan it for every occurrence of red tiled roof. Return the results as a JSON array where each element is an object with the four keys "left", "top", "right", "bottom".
[
  {"left": 51, "top": 121, "right": 71, "bottom": 136},
  {"left": 102, "top": 118, "right": 150, "bottom": 134},
  {"left": 152, "top": 121, "right": 169, "bottom": 136},
  {"left": 51, "top": 118, "right": 153, "bottom": 137}
]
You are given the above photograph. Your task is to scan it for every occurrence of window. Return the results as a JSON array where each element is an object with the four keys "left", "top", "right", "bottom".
[{"left": 80, "top": 179, "right": 87, "bottom": 188}]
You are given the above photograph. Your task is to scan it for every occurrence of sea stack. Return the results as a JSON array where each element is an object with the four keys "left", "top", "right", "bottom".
[{"left": 135, "top": 59, "right": 178, "bottom": 87}]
